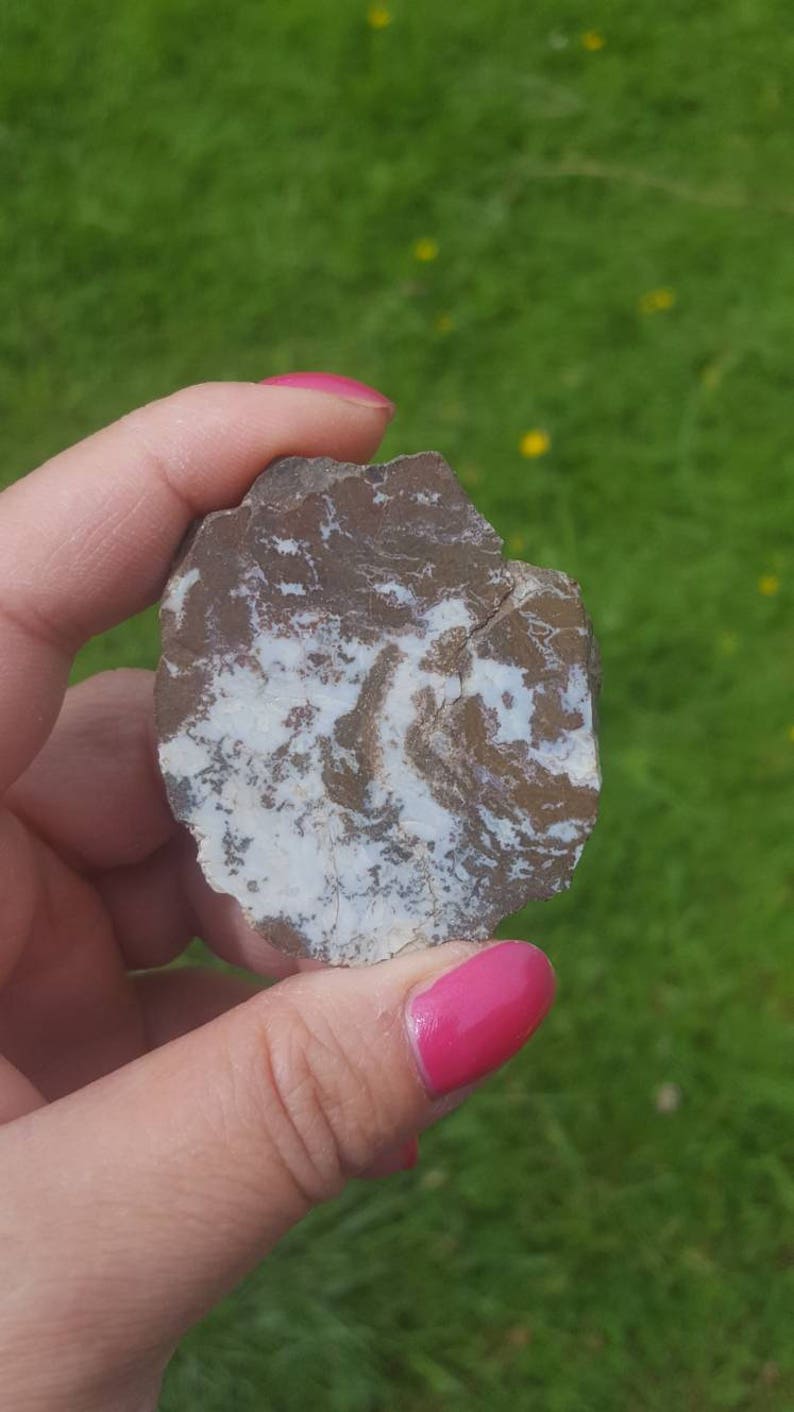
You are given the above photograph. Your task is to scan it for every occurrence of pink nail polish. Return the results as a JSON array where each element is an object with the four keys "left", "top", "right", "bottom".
[
  {"left": 397, "top": 1135, "right": 420, "bottom": 1170},
  {"left": 407, "top": 942, "right": 556, "bottom": 1097},
  {"left": 260, "top": 371, "right": 395, "bottom": 413},
  {"left": 361, "top": 1137, "right": 420, "bottom": 1181},
  {"left": 385, "top": 1136, "right": 420, "bottom": 1172}
]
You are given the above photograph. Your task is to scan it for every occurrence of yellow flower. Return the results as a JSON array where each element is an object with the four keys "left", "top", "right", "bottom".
[
  {"left": 758, "top": 573, "right": 780, "bottom": 597},
  {"left": 581, "top": 30, "right": 605, "bottom": 50},
  {"left": 366, "top": 3, "right": 391, "bottom": 28},
  {"left": 787, "top": 725, "right": 794, "bottom": 744},
  {"left": 507, "top": 532, "right": 526, "bottom": 554},
  {"left": 638, "top": 287, "right": 676, "bottom": 315},
  {"left": 434, "top": 312, "right": 454, "bottom": 333},
  {"left": 412, "top": 236, "right": 439, "bottom": 262},
  {"left": 519, "top": 429, "right": 551, "bottom": 458}
]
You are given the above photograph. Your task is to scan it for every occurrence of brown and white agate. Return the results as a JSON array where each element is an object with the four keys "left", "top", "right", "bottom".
[{"left": 156, "top": 452, "right": 601, "bottom": 965}]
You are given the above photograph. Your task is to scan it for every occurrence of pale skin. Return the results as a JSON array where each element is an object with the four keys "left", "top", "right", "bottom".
[{"left": 0, "top": 383, "right": 547, "bottom": 1411}]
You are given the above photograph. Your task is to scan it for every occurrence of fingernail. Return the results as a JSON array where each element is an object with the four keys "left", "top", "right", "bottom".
[
  {"left": 260, "top": 371, "right": 395, "bottom": 415},
  {"left": 406, "top": 942, "right": 556, "bottom": 1097},
  {"left": 396, "top": 1135, "right": 420, "bottom": 1170},
  {"left": 360, "top": 1137, "right": 420, "bottom": 1181}
]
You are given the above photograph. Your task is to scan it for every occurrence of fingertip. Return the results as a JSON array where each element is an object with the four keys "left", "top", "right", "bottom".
[
  {"left": 359, "top": 1136, "right": 420, "bottom": 1181},
  {"left": 405, "top": 940, "right": 557, "bottom": 1098},
  {"left": 260, "top": 372, "right": 396, "bottom": 421}
]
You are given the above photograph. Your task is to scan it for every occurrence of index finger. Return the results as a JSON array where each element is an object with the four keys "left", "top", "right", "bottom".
[{"left": 0, "top": 380, "right": 393, "bottom": 792}]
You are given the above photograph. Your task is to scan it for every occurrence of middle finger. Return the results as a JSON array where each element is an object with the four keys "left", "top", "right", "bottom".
[{"left": 99, "top": 835, "right": 316, "bottom": 979}]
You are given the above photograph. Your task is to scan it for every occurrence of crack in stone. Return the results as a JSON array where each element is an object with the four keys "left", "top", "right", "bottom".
[{"left": 428, "top": 569, "right": 521, "bottom": 729}]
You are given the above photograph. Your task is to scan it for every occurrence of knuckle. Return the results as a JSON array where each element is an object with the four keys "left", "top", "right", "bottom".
[{"left": 248, "top": 996, "right": 388, "bottom": 1203}]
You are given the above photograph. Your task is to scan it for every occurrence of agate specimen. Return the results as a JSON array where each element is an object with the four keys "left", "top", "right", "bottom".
[{"left": 156, "top": 453, "right": 600, "bottom": 964}]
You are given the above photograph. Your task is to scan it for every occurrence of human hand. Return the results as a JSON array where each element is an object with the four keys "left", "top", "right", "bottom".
[{"left": 0, "top": 377, "right": 555, "bottom": 1412}]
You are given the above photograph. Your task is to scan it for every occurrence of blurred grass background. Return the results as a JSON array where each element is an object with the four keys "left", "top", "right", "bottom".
[{"left": 1, "top": 0, "right": 793, "bottom": 1407}]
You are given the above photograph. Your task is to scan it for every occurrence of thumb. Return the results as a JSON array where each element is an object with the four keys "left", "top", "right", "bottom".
[{"left": 2, "top": 941, "right": 553, "bottom": 1381}]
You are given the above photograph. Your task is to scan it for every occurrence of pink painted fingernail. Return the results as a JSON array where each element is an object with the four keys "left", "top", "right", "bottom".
[
  {"left": 260, "top": 371, "right": 395, "bottom": 414},
  {"left": 379, "top": 1136, "right": 420, "bottom": 1175},
  {"left": 406, "top": 942, "right": 556, "bottom": 1097},
  {"left": 396, "top": 1135, "right": 420, "bottom": 1170},
  {"left": 361, "top": 1137, "right": 420, "bottom": 1181}
]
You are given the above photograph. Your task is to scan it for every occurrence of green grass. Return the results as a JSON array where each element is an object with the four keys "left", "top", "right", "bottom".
[{"left": 1, "top": 0, "right": 793, "bottom": 1407}]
